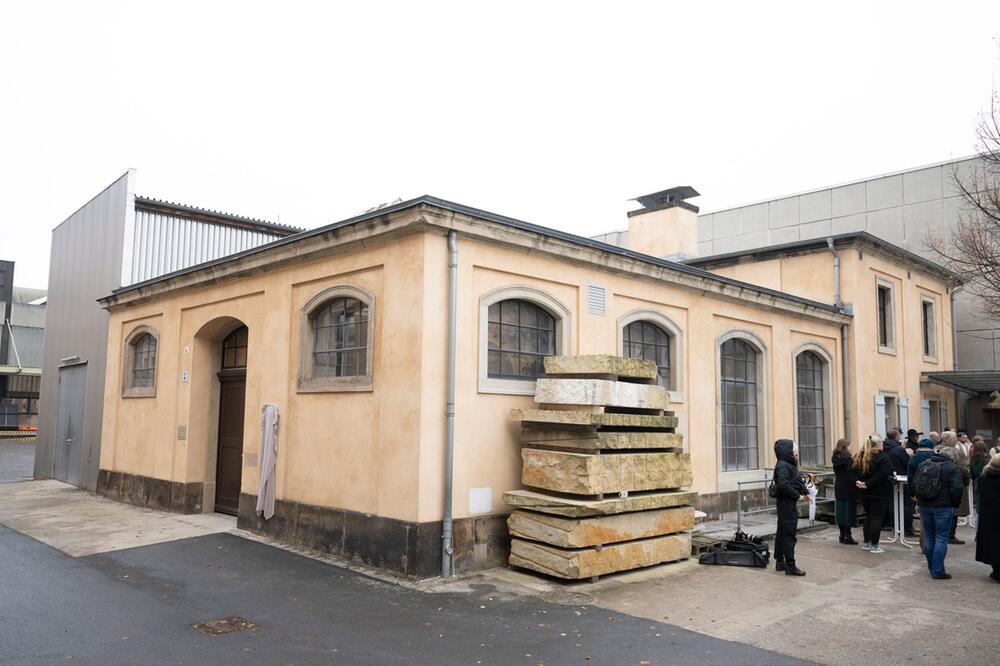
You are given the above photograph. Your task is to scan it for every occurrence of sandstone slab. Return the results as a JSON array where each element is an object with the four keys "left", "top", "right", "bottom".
[
  {"left": 503, "top": 489, "right": 698, "bottom": 517},
  {"left": 534, "top": 378, "right": 668, "bottom": 410},
  {"left": 543, "top": 355, "right": 658, "bottom": 380},
  {"left": 521, "top": 449, "right": 692, "bottom": 495},
  {"left": 520, "top": 428, "right": 683, "bottom": 451},
  {"left": 510, "top": 409, "right": 678, "bottom": 430},
  {"left": 508, "top": 507, "right": 694, "bottom": 548},
  {"left": 509, "top": 532, "right": 691, "bottom": 579}
]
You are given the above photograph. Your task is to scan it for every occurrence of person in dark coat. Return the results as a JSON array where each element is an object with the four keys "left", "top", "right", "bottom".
[
  {"left": 905, "top": 428, "right": 921, "bottom": 455},
  {"left": 854, "top": 433, "right": 893, "bottom": 554},
  {"left": 773, "top": 438, "right": 808, "bottom": 576},
  {"left": 831, "top": 438, "right": 858, "bottom": 544},
  {"left": 908, "top": 437, "right": 937, "bottom": 550},
  {"left": 883, "top": 429, "right": 914, "bottom": 535},
  {"left": 915, "top": 448, "right": 964, "bottom": 579},
  {"left": 975, "top": 453, "right": 1000, "bottom": 582}
]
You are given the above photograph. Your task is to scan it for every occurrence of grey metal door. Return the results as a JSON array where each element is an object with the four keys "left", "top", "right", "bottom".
[{"left": 53, "top": 363, "right": 86, "bottom": 485}]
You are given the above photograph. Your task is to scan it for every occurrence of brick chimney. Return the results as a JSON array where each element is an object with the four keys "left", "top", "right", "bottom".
[{"left": 626, "top": 186, "right": 700, "bottom": 260}]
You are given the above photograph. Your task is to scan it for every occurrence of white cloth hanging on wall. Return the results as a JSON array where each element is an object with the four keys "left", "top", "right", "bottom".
[{"left": 256, "top": 403, "right": 279, "bottom": 520}]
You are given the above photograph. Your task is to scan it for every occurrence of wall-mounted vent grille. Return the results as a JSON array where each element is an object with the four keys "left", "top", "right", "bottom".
[{"left": 587, "top": 285, "right": 606, "bottom": 316}]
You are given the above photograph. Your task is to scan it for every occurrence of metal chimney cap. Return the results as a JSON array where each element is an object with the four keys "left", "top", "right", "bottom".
[{"left": 631, "top": 186, "right": 700, "bottom": 209}]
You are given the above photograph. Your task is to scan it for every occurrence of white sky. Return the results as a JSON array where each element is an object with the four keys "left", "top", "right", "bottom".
[{"left": 2, "top": 0, "right": 999, "bottom": 289}]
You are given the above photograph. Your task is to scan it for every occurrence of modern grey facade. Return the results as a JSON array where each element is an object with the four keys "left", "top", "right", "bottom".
[
  {"left": 35, "top": 170, "right": 299, "bottom": 489},
  {"left": 1, "top": 258, "right": 45, "bottom": 430}
]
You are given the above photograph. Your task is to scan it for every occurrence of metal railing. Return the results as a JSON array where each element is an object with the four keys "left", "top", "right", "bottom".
[{"left": 735, "top": 468, "right": 836, "bottom": 533}]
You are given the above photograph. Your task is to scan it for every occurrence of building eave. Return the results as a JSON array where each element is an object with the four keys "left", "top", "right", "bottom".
[
  {"left": 99, "top": 196, "right": 851, "bottom": 325},
  {"left": 685, "top": 232, "right": 961, "bottom": 287}
]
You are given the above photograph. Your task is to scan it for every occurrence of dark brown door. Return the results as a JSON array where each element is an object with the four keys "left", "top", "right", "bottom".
[{"left": 215, "top": 326, "right": 249, "bottom": 515}]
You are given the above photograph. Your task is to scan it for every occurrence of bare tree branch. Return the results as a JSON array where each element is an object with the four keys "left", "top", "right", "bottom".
[{"left": 926, "top": 91, "right": 1000, "bottom": 319}]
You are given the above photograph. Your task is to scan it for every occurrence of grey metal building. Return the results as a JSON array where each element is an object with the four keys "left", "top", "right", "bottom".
[
  {"left": 35, "top": 170, "right": 300, "bottom": 489},
  {"left": 1, "top": 262, "right": 45, "bottom": 430}
]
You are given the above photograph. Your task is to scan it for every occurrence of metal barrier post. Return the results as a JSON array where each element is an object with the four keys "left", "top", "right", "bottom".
[{"left": 736, "top": 484, "right": 743, "bottom": 533}]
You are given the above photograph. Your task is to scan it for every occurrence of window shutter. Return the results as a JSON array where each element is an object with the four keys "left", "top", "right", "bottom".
[
  {"left": 586, "top": 285, "right": 606, "bottom": 316},
  {"left": 874, "top": 394, "right": 887, "bottom": 438},
  {"left": 898, "top": 397, "right": 909, "bottom": 433},
  {"left": 920, "top": 399, "right": 931, "bottom": 435},
  {"left": 940, "top": 403, "right": 949, "bottom": 430}
]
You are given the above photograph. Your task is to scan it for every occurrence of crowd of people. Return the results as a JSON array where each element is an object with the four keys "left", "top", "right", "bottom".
[{"left": 771, "top": 428, "right": 1000, "bottom": 581}]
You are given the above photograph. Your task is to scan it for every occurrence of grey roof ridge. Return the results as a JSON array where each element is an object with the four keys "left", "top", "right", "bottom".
[
  {"left": 105, "top": 194, "right": 848, "bottom": 317},
  {"left": 684, "top": 231, "right": 959, "bottom": 284},
  {"left": 134, "top": 195, "right": 304, "bottom": 234}
]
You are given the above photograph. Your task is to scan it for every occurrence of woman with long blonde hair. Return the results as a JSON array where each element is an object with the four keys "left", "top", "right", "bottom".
[{"left": 853, "top": 433, "right": 893, "bottom": 553}]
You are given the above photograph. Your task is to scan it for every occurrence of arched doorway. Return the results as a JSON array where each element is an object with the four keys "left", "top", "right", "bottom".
[{"left": 214, "top": 325, "right": 248, "bottom": 515}]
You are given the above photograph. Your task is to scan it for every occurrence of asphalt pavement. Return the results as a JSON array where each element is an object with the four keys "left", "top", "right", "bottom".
[{"left": 0, "top": 524, "right": 810, "bottom": 665}]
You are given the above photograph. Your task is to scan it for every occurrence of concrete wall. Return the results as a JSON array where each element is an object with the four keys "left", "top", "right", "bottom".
[
  {"left": 35, "top": 171, "right": 132, "bottom": 489},
  {"left": 696, "top": 157, "right": 991, "bottom": 372}
]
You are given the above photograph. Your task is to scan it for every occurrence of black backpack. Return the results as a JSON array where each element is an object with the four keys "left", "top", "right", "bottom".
[{"left": 914, "top": 458, "right": 944, "bottom": 502}]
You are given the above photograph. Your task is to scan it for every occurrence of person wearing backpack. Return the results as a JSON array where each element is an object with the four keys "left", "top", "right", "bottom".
[
  {"left": 912, "top": 447, "right": 963, "bottom": 579},
  {"left": 908, "top": 437, "right": 937, "bottom": 549},
  {"left": 773, "top": 438, "right": 808, "bottom": 576},
  {"left": 853, "top": 433, "right": 893, "bottom": 553}
]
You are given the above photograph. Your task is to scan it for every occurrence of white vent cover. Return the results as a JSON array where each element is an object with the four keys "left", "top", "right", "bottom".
[{"left": 587, "top": 285, "right": 606, "bottom": 315}]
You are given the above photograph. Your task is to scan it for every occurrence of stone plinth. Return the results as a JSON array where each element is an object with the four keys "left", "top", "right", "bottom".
[
  {"left": 509, "top": 533, "right": 692, "bottom": 579},
  {"left": 521, "top": 449, "right": 692, "bottom": 495},
  {"left": 543, "top": 355, "right": 658, "bottom": 380},
  {"left": 508, "top": 506, "right": 694, "bottom": 548},
  {"left": 511, "top": 409, "right": 678, "bottom": 430},
  {"left": 534, "top": 378, "right": 669, "bottom": 410},
  {"left": 503, "top": 489, "right": 698, "bottom": 518},
  {"left": 520, "top": 429, "right": 682, "bottom": 451}
]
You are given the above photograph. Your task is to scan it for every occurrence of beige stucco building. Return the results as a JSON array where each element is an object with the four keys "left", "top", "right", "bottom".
[{"left": 94, "top": 191, "right": 958, "bottom": 578}]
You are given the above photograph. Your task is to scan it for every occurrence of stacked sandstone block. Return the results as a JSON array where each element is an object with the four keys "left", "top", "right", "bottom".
[{"left": 504, "top": 355, "right": 696, "bottom": 580}]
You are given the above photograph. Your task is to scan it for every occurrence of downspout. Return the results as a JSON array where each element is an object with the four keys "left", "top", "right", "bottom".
[
  {"left": 442, "top": 230, "right": 458, "bottom": 577},
  {"left": 827, "top": 238, "right": 851, "bottom": 438}
]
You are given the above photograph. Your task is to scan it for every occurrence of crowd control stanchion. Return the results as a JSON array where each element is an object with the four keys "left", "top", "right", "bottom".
[{"left": 884, "top": 475, "right": 913, "bottom": 549}]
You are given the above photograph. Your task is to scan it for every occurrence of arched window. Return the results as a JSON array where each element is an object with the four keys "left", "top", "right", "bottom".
[
  {"left": 221, "top": 326, "right": 248, "bottom": 370},
  {"left": 312, "top": 297, "right": 368, "bottom": 378},
  {"left": 623, "top": 320, "right": 671, "bottom": 388},
  {"left": 122, "top": 325, "right": 159, "bottom": 397},
  {"left": 297, "top": 285, "right": 375, "bottom": 392},
  {"left": 720, "top": 338, "right": 759, "bottom": 471},
  {"left": 132, "top": 334, "right": 157, "bottom": 386},
  {"left": 796, "top": 350, "right": 827, "bottom": 467},
  {"left": 487, "top": 299, "right": 556, "bottom": 379}
]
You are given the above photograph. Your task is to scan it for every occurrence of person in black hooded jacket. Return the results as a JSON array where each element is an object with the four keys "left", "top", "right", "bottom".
[
  {"left": 975, "top": 453, "right": 1000, "bottom": 582},
  {"left": 854, "top": 433, "right": 894, "bottom": 554},
  {"left": 773, "top": 438, "right": 808, "bottom": 576}
]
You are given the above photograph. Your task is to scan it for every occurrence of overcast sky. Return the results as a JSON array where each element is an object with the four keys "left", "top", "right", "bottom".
[{"left": 2, "top": 1, "right": 999, "bottom": 289}]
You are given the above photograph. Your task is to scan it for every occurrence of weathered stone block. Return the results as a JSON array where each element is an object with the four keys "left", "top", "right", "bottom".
[
  {"left": 543, "top": 355, "right": 657, "bottom": 380},
  {"left": 509, "top": 533, "right": 691, "bottom": 579},
  {"left": 511, "top": 409, "right": 678, "bottom": 430},
  {"left": 520, "top": 428, "right": 682, "bottom": 450},
  {"left": 503, "top": 489, "right": 698, "bottom": 517},
  {"left": 508, "top": 507, "right": 694, "bottom": 548},
  {"left": 534, "top": 378, "right": 668, "bottom": 410},
  {"left": 521, "top": 449, "right": 692, "bottom": 495}
]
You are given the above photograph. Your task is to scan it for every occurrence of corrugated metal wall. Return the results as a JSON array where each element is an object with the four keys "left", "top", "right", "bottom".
[{"left": 125, "top": 209, "right": 284, "bottom": 285}]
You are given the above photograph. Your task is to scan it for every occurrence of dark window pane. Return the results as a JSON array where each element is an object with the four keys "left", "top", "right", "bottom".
[{"left": 486, "top": 299, "right": 557, "bottom": 379}]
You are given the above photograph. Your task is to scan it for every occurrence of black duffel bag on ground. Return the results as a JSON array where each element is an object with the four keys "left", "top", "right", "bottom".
[{"left": 698, "top": 530, "right": 770, "bottom": 568}]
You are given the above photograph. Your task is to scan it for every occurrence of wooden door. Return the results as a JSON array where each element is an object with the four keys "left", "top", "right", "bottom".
[
  {"left": 215, "top": 326, "right": 249, "bottom": 515},
  {"left": 215, "top": 375, "right": 246, "bottom": 514}
]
